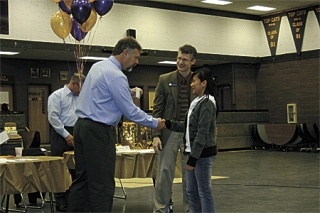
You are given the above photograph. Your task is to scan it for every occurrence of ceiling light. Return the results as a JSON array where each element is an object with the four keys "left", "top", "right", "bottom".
[
  {"left": 79, "top": 56, "right": 108, "bottom": 61},
  {"left": 201, "top": 0, "right": 233, "bottom": 6},
  {"left": 247, "top": 5, "right": 276, "bottom": 12},
  {"left": 158, "top": 61, "right": 177, "bottom": 65},
  {"left": 0, "top": 51, "right": 20, "bottom": 55}
]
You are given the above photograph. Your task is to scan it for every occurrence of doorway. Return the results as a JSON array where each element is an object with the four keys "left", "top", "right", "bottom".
[
  {"left": 28, "top": 85, "right": 50, "bottom": 144},
  {"left": 0, "top": 84, "right": 14, "bottom": 111},
  {"left": 217, "top": 83, "right": 232, "bottom": 110}
]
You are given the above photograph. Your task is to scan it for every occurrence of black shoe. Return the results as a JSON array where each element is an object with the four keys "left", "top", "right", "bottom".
[
  {"left": 56, "top": 205, "right": 67, "bottom": 212},
  {"left": 169, "top": 199, "right": 174, "bottom": 213},
  {"left": 15, "top": 203, "right": 23, "bottom": 208}
]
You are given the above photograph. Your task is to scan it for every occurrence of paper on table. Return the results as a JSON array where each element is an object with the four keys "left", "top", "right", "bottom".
[
  {"left": 0, "top": 131, "right": 9, "bottom": 145},
  {"left": 0, "top": 158, "right": 8, "bottom": 163}
]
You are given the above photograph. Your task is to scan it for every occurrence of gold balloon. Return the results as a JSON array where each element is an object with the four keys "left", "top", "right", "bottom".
[
  {"left": 64, "top": 0, "right": 72, "bottom": 9},
  {"left": 80, "top": 9, "right": 97, "bottom": 32},
  {"left": 52, "top": 0, "right": 60, "bottom": 3},
  {"left": 50, "top": 11, "right": 72, "bottom": 39},
  {"left": 89, "top": 0, "right": 95, "bottom": 2}
]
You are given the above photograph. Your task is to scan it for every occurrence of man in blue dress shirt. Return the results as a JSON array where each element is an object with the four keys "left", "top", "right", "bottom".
[
  {"left": 48, "top": 72, "right": 85, "bottom": 212},
  {"left": 67, "top": 37, "right": 165, "bottom": 212}
]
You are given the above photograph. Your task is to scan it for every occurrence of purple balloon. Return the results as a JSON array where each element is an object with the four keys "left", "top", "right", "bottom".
[
  {"left": 93, "top": 0, "right": 114, "bottom": 16},
  {"left": 71, "top": 0, "right": 92, "bottom": 24},
  {"left": 71, "top": 19, "right": 87, "bottom": 41},
  {"left": 58, "top": 0, "right": 71, "bottom": 15}
]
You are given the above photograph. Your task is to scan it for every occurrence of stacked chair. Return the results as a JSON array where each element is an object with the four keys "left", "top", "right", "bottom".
[{"left": 250, "top": 123, "right": 319, "bottom": 152}]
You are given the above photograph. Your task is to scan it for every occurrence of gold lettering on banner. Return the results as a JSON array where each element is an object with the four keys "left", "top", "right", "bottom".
[
  {"left": 262, "top": 15, "right": 282, "bottom": 56},
  {"left": 286, "top": 8, "right": 308, "bottom": 55},
  {"left": 271, "top": 16, "right": 281, "bottom": 22}
]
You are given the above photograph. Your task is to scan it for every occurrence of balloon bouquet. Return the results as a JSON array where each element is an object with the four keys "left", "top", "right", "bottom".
[{"left": 50, "top": 0, "right": 113, "bottom": 79}]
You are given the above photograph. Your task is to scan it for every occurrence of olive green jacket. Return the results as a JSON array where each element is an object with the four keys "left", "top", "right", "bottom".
[{"left": 152, "top": 70, "right": 196, "bottom": 147}]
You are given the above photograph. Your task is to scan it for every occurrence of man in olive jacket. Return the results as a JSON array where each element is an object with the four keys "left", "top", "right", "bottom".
[{"left": 152, "top": 44, "right": 197, "bottom": 213}]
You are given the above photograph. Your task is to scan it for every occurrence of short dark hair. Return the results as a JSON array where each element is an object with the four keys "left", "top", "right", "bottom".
[
  {"left": 179, "top": 44, "right": 197, "bottom": 59},
  {"left": 112, "top": 37, "right": 142, "bottom": 55},
  {"left": 71, "top": 73, "right": 85, "bottom": 83}
]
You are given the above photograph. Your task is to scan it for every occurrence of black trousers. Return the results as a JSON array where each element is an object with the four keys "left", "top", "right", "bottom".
[
  {"left": 13, "top": 193, "right": 44, "bottom": 205},
  {"left": 50, "top": 126, "right": 75, "bottom": 207},
  {"left": 67, "top": 118, "right": 116, "bottom": 212},
  {"left": 14, "top": 148, "right": 46, "bottom": 205}
]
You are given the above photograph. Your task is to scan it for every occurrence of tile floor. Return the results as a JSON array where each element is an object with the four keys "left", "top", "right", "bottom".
[{"left": 1, "top": 150, "right": 319, "bottom": 213}]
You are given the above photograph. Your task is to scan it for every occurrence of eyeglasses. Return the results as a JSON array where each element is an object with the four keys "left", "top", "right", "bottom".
[{"left": 176, "top": 57, "right": 193, "bottom": 63}]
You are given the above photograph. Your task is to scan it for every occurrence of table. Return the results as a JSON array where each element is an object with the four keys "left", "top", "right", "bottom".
[
  {"left": 63, "top": 149, "right": 182, "bottom": 179},
  {"left": 63, "top": 149, "right": 182, "bottom": 199},
  {"left": 0, "top": 156, "right": 72, "bottom": 212}
]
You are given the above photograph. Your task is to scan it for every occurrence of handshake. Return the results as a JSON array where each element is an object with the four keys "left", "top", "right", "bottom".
[{"left": 156, "top": 118, "right": 166, "bottom": 130}]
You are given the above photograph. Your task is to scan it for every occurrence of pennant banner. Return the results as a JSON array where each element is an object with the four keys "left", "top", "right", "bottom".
[
  {"left": 286, "top": 8, "right": 308, "bottom": 55},
  {"left": 262, "top": 15, "right": 282, "bottom": 56},
  {"left": 314, "top": 5, "right": 320, "bottom": 26}
]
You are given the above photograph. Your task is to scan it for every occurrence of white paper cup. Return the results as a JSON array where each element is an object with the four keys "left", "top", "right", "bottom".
[
  {"left": 15, "top": 147, "right": 23, "bottom": 157},
  {"left": 135, "top": 87, "right": 141, "bottom": 99}
]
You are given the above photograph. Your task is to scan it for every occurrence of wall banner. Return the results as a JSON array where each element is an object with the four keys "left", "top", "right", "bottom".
[
  {"left": 286, "top": 8, "right": 308, "bottom": 55},
  {"left": 314, "top": 5, "right": 320, "bottom": 26},
  {"left": 262, "top": 14, "right": 282, "bottom": 56}
]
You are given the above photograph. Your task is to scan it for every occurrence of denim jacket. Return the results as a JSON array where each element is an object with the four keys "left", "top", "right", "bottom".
[{"left": 166, "top": 95, "right": 217, "bottom": 167}]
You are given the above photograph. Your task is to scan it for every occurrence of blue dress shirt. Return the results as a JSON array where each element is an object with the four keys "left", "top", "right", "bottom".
[
  {"left": 48, "top": 85, "right": 79, "bottom": 138},
  {"left": 76, "top": 56, "right": 158, "bottom": 128}
]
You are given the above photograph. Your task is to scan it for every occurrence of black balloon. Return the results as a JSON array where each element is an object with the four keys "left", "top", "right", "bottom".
[
  {"left": 58, "top": 0, "right": 71, "bottom": 14},
  {"left": 71, "top": 0, "right": 92, "bottom": 24},
  {"left": 93, "top": 0, "right": 114, "bottom": 16}
]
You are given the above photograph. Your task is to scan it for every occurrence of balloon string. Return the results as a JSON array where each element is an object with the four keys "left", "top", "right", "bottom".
[
  {"left": 62, "top": 39, "right": 72, "bottom": 79},
  {"left": 81, "top": 16, "right": 102, "bottom": 68},
  {"left": 57, "top": 7, "right": 75, "bottom": 78}
]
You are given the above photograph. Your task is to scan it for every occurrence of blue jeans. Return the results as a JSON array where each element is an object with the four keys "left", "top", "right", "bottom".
[{"left": 186, "top": 155, "right": 215, "bottom": 213}]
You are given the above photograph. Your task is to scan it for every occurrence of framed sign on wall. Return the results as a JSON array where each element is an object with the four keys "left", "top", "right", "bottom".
[
  {"left": 59, "top": 71, "right": 69, "bottom": 81},
  {"left": 287, "top": 103, "right": 297, "bottom": 124},
  {"left": 40, "top": 68, "right": 50, "bottom": 78},
  {"left": 30, "top": 68, "right": 39, "bottom": 79}
]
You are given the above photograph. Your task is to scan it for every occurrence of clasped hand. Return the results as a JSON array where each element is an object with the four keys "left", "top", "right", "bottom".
[{"left": 156, "top": 118, "right": 166, "bottom": 130}]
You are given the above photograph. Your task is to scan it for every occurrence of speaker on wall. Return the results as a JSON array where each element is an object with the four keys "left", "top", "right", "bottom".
[{"left": 126, "top": 29, "right": 136, "bottom": 38}]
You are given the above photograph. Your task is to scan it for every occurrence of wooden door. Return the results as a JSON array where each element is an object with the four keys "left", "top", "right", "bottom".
[
  {"left": 28, "top": 85, "right": 50, "bottom": 144},
  {"left": 218, "top": 84, "right": 232, "bottom": 110}
]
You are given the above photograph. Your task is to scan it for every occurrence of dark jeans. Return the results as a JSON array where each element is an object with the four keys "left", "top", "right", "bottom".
[
  {"left": 67, "top": 118, "right": 116, "bottom": 212},
  {"left": 50, "top": 127, "right": 75, "bottom": 207}
]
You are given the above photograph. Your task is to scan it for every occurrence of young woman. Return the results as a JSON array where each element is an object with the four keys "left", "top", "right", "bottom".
[{"left": 165, "top": 67, "right": 218, "bottom": 213}]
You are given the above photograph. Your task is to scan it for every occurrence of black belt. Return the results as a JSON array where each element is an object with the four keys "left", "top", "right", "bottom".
[{"left": 82, "top": 118, "right": 112, "bottom": 128}]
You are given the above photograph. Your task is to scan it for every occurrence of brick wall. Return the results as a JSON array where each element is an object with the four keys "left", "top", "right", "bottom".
[{"left": 256, "top": 57, "right": 319, "bottom": 124}]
